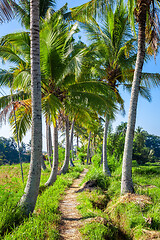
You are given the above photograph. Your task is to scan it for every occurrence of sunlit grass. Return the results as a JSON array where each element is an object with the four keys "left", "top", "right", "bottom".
[
  {"left": 0, "top": 162, "right": 84, "bottom": 239},
  {"left": 77, "top": 162, "right": 160, "bottom": 240}
]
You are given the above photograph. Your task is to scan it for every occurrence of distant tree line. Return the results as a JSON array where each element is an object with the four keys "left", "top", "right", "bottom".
[
  {"left": 107, "top": 123, "right": 160, "bottom": 165},
  {"left": 0, "top": 137, "right": 30, "bottom": 165}
]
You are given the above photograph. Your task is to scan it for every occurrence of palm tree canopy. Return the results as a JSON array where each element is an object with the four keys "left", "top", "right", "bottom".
[
  {"left": 81, "top": 2, "right": 137, "bottom": 112},
  {"left": 10, "top": 0, "right": 56, "bottom": 28},
  {"left": 80, "top": 1, "right": 160, "bottom": 111},
  {"left": 0, "top": 10, "right": 116, "bottom": 141}
]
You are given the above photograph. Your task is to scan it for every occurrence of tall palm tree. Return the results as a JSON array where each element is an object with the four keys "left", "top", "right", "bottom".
[
  {"left": 72, "top": 0, "right": 160, "bottom": 191},
  {"left": 121, "top": 0, "right": 160, "bottom": 194},
  {"left": 82, "top": 2, "right": 137, "bottom": 175},
  {"left": 45, "top": 119, "right": 58, "bottom": 186},
  {"left": 0, "top": 10, "right": 116, "bottom": 179},
  {"left": 19, "top": 0, "right": 42, "bottom": 216},
  {"left": 46, "top": 119, "right": 52, "bottom": 167}
]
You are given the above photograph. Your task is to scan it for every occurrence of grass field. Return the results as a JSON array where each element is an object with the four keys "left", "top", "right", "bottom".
[
  {"left": 0, "top": 159, "right": 160, "bottom": 239},
  {"left": 0, "top": 161, "right": 83, "bottom": 239},
  {"left": 77, "top": 162, "right": 160, "bottom": 240}
]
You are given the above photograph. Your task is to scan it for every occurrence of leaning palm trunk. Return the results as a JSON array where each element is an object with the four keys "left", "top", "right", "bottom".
[
  {"left": 87, "top": 131, "right": 91, "bottom": 164},
  {"left": 45, "top": 120, "right": 58, "bottom": 186},
  {"left": 102, "top": 115, "right": 111, "bottom": 176},
  {"left": 76, "top": 134, "right": 79, "bottom": 156},
  {"left": 41, "top": 156, "right": 47, "bottom": 170},
  {"left": 70, "top": 119, "right": 75, "bottom": 167},
  {"left": 19, "top": 0, "right": 42, "bottom": 216},
  {"left": 10, "top": 87, "right": 24, "bottom": 182},
  {"left": 46, "top": 121, "right": 52, "bottom": 167},
  {"left": 60, "top": 116, "right": 70, "bottom": 174},
  {"left": 121, "top": 8, "right": 146, "bottom": 194}
]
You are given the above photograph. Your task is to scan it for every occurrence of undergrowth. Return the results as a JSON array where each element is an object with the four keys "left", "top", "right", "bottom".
[
  {"left": 0, "top": 162, "right": 83, "bottom": 239},
  {"left": 77, "top": 161, "right": 160, "bottom": 240}
]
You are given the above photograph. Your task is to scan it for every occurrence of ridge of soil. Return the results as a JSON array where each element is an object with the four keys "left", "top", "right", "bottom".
[{"left": 59, "top": 168, "right": 88, "bottom": 240}]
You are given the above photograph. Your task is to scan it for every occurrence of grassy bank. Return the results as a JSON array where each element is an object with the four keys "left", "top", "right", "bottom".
[
  {"left": 77, "top": 162, "right": 160, "bottom": 240},
  {"left": 0, "top": 162, "right": 83, "bottom": 239}
]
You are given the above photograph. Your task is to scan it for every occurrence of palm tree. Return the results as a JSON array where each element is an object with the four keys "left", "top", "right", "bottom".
[
  {"left": 121, "top": 0, "right": 160, "bottom": 194},
  {"left": 45, "top": 119, "right": 58, "bottom": 186},
  {"left": 72, "top": 0, "right": 160, "bottom": 190},
  {"left": 82, "top": 2, "right": 137, "bottom": 175},
  {"left": 46, "top": 119, "right": 52, "bottom": 167},
  {"left": 69, "top": 118, "right": 75, "bottom": 167},
  {"left": 19, "top": 0, "right": 42, "bottom": 216},
  {"left": 0, "top": 9, "right": 116, "bottom": 181}
]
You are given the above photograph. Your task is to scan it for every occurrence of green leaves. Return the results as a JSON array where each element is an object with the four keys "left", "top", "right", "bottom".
[{"left": 71, "top": 0, "right": 110, "bottom": 22}]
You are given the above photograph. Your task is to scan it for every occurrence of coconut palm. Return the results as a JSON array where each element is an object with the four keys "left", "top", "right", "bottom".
[
  {"left": 72, "top": 0, "right": 160, "bottom": 188},
  {"left": 46, "top": 119, "right": 52, "bottom": 167},
  {"left": 80, "top": 0, "right": 160, "bottom": 177},
  {"left": 69, "top": 119, "right": 75, "bottom": 167},
  {"left": 0, "top": 9, "right": 116, "bottom": 180},
  {"left": 82, "top": 2, "right": 137, "bottom": 175},
  {"left": 45, "top": 119, "right": 58, "bottom": 186},
  {"left": 121, "top": 0, "right": 160, "bottom": 194},
  {"left": 36, "top": 11, "right": 116, "bottom": 175},
  {"left": 19, "top": 0, "right": 42, "bottom": 216}
]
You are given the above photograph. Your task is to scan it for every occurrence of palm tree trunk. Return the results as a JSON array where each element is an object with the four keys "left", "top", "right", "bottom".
[
  {"left": 10, "top": 90, "right": 24, "bottom": 182},
  {"left": 70, "top": 119, "right": 75, "bottom": 167},
  {"left": 103, "top": 115, "right": 111, "bottom": 176},
  {"left": 87, "top": 131, "right": 91, "bottom": 164},
  {"left": 46, "top": 121, "right": 52, "bottom": 167},
  {"left": 76, "top": 134, "right": 79, "bottom": 157},
  {"left": 121, "top": 6, "right": 147, "bottom": 194},
  {"left": 60, "top": 116, "right": 70, "bottom": 174},
  {"left": 41, "top": 156, "right": 47, "bottom": 170},
  {"left": 45, "top": 120, "right": 58, "bottom": 186},
  {"left": 19, "top": 0, "right": 42, "bottom": 216}
]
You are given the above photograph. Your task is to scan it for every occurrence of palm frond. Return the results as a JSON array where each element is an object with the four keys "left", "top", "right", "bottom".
[
  {"left": 42, "top": 94, "right": 62, "bottom": 120},
  {"left": 0, "top": 0, "right": 14, "bottom": 23},
  {"left": 10, "top": 100, "right": 32, "bottom": 142},
  {"left": 71, "top": 0, "right": 111, "bottom": 22},
  {"left": 141, "top": 72, "right": 160, "bottom": 88},
  {"left": 0, "top": 68, "right": 13, "bottom": 86}
]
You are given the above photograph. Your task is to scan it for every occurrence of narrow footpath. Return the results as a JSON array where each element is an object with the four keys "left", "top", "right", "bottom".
[{"left": 59, "top": 168, "right": 88, "bottom": 240}]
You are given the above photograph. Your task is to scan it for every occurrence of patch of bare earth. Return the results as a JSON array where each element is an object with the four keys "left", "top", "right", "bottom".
[{"left": 59, "top": 168, "right": 88, "bottom": 240}]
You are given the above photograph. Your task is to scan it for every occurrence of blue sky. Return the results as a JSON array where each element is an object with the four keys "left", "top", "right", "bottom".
[{"left": 0, "top": 0, "right": 160, "bottom": 150}]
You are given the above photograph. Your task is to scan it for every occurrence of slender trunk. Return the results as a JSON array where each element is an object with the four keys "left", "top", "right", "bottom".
[
  {"left": 41, "top": 156, "right": 47, "bottom": 170},
  {"left": 60, "top": 116, "right": 70, "bottom": 174},
  {"left": 70, "top": 119, "right": 75, "bottom": 167},
  {"left": 10, "top": 91, "right": 24, "bottom": 183},
  {"left": 102, "top": 115, "right": 111, "bottom": 176},
  {"left": 87, "top": 131, "right": 91, "bottom": 164},
  {"left": 93, "top": 135, "right": 96, "bottom": 155},
  {"left": 76, "top": 134, "right": 79, "bottom": 157},
  {"left": 46, "top": 121, "right": 52, "bottom": 167},
  {"left": 121, "top": 8, "right": 146, "bottom": 194},
  {"left": 19, "top": 0, "right": 42, "bottom": 216},
  {"left": 45, "top": 120, "right": 58, "bottom": 186}
]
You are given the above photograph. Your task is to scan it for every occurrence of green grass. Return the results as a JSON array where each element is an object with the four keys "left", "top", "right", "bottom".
[
  {"left": 0, "top": 162, "right": 84, "bottom": 239},
  {"left": 77, "top": 164, "right": 160, "bottom": 240}
]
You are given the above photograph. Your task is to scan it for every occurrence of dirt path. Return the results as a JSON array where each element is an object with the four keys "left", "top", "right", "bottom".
[{"left": 59, "top": 168, "right": 88, "bottom": 240}]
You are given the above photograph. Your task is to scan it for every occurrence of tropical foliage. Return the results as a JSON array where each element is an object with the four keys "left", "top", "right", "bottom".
[
  {"left": 0, "top": 0, "right": 160, "bottom": 235},
  {"left": 0, "top": 137, "right": 30, "bottom": 165}
]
